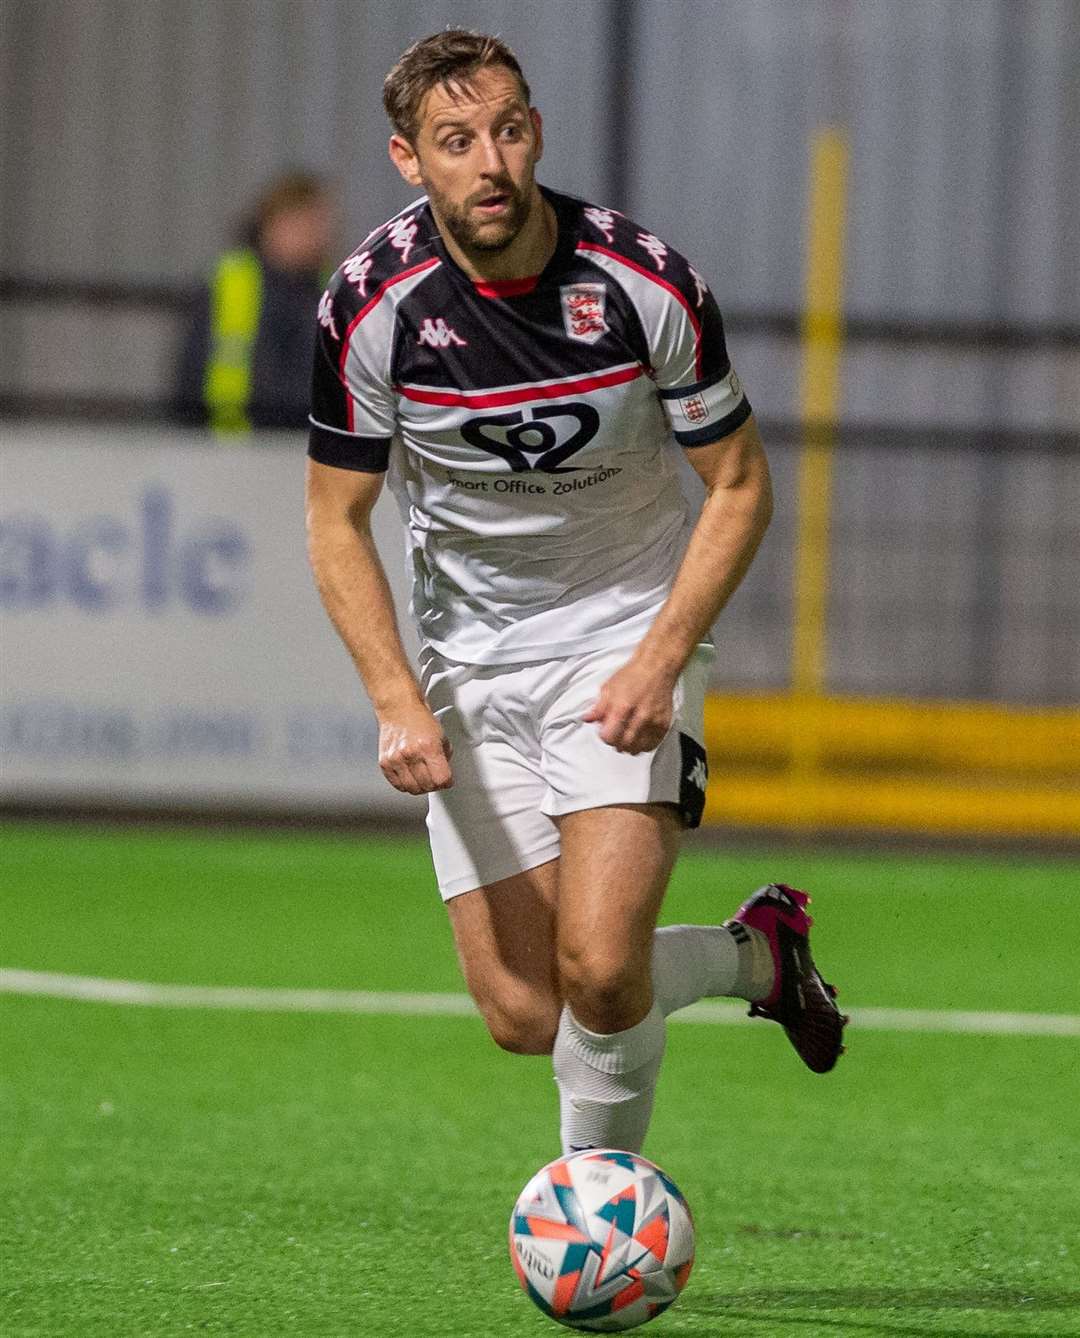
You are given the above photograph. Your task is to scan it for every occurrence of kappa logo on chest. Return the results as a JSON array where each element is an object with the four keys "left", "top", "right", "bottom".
[
  {"left": 560, "top": 283, "right": 608, "bottom": 344},
  {"left": 418, "top": 318, "right": 468, "bottom": 348}
]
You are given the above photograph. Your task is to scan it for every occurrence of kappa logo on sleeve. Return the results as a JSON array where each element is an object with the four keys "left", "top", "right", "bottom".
[
  {"left": 636, "top": 232, "right": 668, "bottom": 271},
  {"left": 688, "top": 265, "right": 709, "bottom": 308},
  {"left": 342, "top": 251, "right": 373, "bottom": 297},
  {"left": 560, "top": 284, "right": 608, "bottom": 343},
  {"left": 317, "top": 291, "right": 339, "bottom": 341},
  {"left": 387, "top": 214, "right": 419, "bottom": 266},
  {"left": 584, "top": 207, "right": 617, "bottom": 244}
]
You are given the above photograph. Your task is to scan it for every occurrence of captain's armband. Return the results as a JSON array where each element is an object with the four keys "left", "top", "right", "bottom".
[{"left": 659, "top": 368, "right": 752, "bottom": 446}]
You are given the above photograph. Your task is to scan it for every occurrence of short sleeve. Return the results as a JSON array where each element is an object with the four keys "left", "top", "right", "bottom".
[
  {"left": 648, "top": 269, "right": 752, "bottom": 447},
  {"left": 308, "top": 281, "right": 396, "bottom": 472}
]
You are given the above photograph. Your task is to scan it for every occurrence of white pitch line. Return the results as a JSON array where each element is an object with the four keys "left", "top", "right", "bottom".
[
  {"left": 0, "top": 969, "right": 477, "bottom": 1017},
  {"left": 1, "top": 969, "right": 1079, "bottom": 1038}
]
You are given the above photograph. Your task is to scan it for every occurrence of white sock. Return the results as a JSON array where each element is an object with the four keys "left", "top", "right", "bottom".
[
  {"left": 552, "top": 1003, "right": 666, "bottom": 1155},
  {"left": 652, "top": 923, "right": 774, "bottom": 1015}
]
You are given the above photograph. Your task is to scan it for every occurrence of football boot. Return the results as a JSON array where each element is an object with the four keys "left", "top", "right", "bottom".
[{"left": 725, "top": 882, "right": 848, "bottom": 1073}]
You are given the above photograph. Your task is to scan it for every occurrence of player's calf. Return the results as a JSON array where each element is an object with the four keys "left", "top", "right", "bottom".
[{"left": 473, "top": 987, "right": 561, "bottom": 1055}]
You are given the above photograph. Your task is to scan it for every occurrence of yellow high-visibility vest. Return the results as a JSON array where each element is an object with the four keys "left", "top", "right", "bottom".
[{"left": 203, "top": 248, "right": 263, "bottom": 436}]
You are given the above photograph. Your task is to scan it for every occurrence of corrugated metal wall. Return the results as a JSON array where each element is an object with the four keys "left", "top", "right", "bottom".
[
  {"left": 1, "top": 0, "right": 619, "bottom": 282},
  {"left": 630, "top": 0, "right": 1080, "bottom": 326},
  {"left": 5, "top": 0, "right": 1077, "bottom": 316}
]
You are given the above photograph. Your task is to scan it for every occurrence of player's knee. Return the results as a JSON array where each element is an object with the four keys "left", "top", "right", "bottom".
[
  {"left": 480, "top": 996, "right": 559, "bottom": 1055},
  {"left": 558, "top": 945, "right": 643, "bottom": 1030}
]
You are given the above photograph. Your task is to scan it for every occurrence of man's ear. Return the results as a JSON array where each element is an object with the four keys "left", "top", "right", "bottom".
[
  {"left": 389, "top": 134, "right": 423, "bottom": 187},
  {"left": 530, "top": 108, "right": 544, "bottom": 163}
]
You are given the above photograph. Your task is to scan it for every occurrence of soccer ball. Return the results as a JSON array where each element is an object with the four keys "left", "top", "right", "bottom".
[{"left": 509, "top": 1149, "right": 695, "bottom": 1331}]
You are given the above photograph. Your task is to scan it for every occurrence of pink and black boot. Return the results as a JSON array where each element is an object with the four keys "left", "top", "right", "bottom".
[{"left": 726, "top": 883, "right": 848, "bottom": 1073}]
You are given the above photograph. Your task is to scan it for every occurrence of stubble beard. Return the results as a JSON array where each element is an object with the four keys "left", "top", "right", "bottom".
[{"left": 431, "top": 178, "right": 535, "bottom": 256}]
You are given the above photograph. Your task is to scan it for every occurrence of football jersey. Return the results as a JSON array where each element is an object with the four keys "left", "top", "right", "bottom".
[{"left": 309, "top": 188, "right": 751, "bottom": 665}]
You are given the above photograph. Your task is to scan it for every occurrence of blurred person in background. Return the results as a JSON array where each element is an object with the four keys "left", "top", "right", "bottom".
[{"left": 175, "top": 170, "right": 334, "bottom": 434}]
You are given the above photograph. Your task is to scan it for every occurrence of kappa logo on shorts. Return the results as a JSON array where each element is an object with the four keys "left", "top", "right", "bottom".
[
  {"left": 560, "top": 284, "right": 608, "bottom": 343},
  {"left": 679, "top": 733, "right": 708, "bottom": 828}
]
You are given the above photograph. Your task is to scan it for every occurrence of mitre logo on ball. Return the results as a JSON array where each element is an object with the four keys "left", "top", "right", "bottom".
[{"left": 561, "top": 283, "right": 608, "bottom": 343}]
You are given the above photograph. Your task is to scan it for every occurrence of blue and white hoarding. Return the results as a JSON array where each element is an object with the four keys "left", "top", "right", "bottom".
[{"left": 1, "top": 428, "right": 420, "bottom": 815}]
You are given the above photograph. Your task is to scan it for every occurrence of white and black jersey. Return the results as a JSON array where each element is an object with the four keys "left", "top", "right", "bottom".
[{"left": 309, "top": 188, "right": 751, "bottom": 665}]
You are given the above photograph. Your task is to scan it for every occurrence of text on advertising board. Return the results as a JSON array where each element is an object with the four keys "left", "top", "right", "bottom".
[{"left": 0, "top": 487, "right": 249, "bottom": 615}]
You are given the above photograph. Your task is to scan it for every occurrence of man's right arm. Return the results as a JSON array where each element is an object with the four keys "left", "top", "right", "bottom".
[{"left": 304, "top": 457, "right": 452, "bottom": 795}]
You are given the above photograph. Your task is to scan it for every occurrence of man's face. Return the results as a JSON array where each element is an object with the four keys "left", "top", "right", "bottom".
[
  {"left": 261, "top": 197, "right": 335, "bottom": 272},
  {"left": 390, "top": 65, "right": 543, "bottom": 257}
]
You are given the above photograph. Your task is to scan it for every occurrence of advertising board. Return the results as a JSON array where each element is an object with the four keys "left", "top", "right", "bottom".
[{"left": 1, "top": 428, "right": 421, "bottom": 815}]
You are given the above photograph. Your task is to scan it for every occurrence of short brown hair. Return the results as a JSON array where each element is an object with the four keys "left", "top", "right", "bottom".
[
  {"left": 241, "top": 170, "right": 328, "bottom": 246},
  {"left": 383, "top": 29, "right": 531, "bottom": 141}
]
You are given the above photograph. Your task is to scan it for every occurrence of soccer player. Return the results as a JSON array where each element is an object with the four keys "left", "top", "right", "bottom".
[{"left": 306, "top": 30, "right": 845, "bottom": 1155}]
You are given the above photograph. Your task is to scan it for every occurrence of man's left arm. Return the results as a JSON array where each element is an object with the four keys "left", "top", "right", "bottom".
[{"left": 584, "top": 414, "right": 772, "bottom": 753}]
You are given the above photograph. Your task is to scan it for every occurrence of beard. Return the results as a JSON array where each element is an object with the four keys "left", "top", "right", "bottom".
[{"left": 427, "top": 176, "right": 535, "bottom": 255}]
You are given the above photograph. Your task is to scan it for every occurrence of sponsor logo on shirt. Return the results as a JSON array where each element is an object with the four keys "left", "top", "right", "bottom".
[
  {"left": 418, "top": 318, "right": 467, "bottom": 348},
  {"left": 560, "top": 283, "right": 608, "bottom": 343},
  {"left": 460, "top": 402, "right": 600, "bottom": 472}
]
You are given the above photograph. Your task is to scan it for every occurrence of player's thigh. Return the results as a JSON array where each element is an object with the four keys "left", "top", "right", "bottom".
[
  {"left": 424, "top": 653, "right": 559, "bottom": 900},
  {"left": 539, "top": 643, "right": 715, "bottom": 829},
  {"left": 446, "top": 857, "right": 562, "bottom": 1055},
  {"left": 554, "top": 802, "right": 682, "bottom": 1007}
]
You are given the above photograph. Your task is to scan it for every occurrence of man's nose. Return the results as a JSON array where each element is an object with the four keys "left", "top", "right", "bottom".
[{"left": 477, "top": 135, "right": 507, "bottom": 177}]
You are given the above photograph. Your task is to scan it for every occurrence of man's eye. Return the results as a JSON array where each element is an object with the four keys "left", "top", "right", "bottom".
[
  {"left": 500, "top": 123, "right": 523, "bottom": 141},
  {"left": 444, "top": 136, "right": 470, "bottom": 154}
]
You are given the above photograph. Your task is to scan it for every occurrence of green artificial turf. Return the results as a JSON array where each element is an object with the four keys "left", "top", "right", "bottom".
[{"left": 2, "top": 822, "right": 1079, "bottom": 1336}]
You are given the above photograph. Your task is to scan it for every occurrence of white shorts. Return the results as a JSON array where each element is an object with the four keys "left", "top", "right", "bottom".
[{"left": 422, "top": 642, "right": 715, "bottom": 900}]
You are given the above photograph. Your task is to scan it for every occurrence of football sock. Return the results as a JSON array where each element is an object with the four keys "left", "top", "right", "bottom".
[
  {"left": 651, "top": 923, "right": 775, "bottom": 1014},
  {"left": 553, "top": 1003, "right": 666, "bottom": 1156},
  {"left": 727, "top": 921, "right": 777, "bottom": 1002}
]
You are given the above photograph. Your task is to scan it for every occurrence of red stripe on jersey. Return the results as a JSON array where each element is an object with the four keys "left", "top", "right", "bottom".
[
  {"left": 472, "top": 275, "right": 540, "bottom": 298},
  {"left": 396, "top": 363, "right": 643, "bottom": 409},
  {"left": 577, "top": 241, "right": 703, "bottom": 378},
  {"left": 339, "top": 256, "right": 442, "bottom": 430}
]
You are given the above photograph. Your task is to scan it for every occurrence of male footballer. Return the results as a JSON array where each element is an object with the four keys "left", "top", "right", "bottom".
[{"left": 306, "top": 29, "right": 845, "bottom": 1156}]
